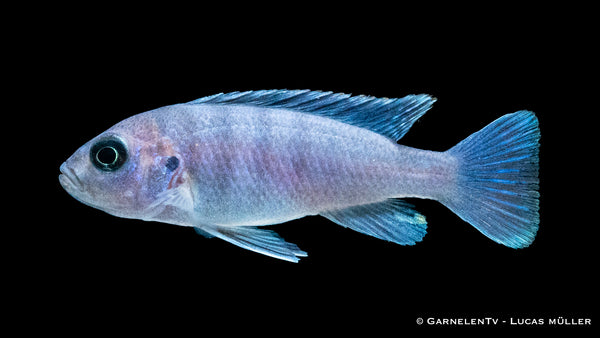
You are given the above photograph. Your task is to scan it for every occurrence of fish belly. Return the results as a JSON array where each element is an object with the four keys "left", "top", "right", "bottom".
[{"left": 181, "top": 105, "right": 455, "bottom": 226}]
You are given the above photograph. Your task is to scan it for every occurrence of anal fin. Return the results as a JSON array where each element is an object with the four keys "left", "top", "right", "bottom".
[
  {"left": 194, "top": 225, "right": 307, "bottom": 263},
  {"left": 321, "top": 199, "right": 427, "bottom": 245}
]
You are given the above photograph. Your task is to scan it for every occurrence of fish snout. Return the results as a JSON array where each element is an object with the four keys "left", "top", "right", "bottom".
[{"left": 59, "top": 162, "right": 84, "bottom": 192}]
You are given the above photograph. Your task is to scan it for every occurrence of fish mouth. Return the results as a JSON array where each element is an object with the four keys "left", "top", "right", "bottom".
[
  {"left": 59, "top": 162, "right": 84, "bottom": 192},
  {"left": 59, "top": 162, "right": 107, "bottom": 212}
]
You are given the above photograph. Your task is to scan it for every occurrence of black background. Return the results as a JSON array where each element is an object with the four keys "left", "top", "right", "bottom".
[{"left": 21, "top": 5, "right": 594, "bottom": 335}]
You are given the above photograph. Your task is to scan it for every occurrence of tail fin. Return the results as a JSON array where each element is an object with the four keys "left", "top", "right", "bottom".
[{"left": 443, "top": 111, "right": 540, "bottom": 248}]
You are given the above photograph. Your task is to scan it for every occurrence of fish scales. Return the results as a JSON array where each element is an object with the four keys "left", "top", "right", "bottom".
[
  {"left": 156, "top": 104, "right": 446, "bottom": 226},
  {"left": 59, "top": 90, "right": 540, "bottom": 262}
]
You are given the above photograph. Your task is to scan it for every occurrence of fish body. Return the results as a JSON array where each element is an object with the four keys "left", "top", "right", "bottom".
[{"left": 59, "top": 90, "right": 540, "bottom": 262}]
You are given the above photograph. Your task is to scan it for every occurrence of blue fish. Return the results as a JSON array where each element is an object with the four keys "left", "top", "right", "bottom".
[{"left": 59, "top": 90, "right": 540, "bottom": 262}]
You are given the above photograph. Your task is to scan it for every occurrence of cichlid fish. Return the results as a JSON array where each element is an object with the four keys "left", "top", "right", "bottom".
[{"left": 59, "top": 90, "right": 540, "bottom": 262}]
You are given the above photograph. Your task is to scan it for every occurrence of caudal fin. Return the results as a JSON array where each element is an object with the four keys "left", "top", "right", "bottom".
[{"left": 443, "top": 111, "right": 540, "bottom": 248}]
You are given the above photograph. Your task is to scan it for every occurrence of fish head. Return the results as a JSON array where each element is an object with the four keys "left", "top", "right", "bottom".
[{"left": 59, "top": 115, "right": 188, "bottom": 220}]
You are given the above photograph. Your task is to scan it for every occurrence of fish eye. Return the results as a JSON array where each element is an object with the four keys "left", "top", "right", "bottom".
[{"left": 90, "top": 138, "right": 128, "bottom": 171}]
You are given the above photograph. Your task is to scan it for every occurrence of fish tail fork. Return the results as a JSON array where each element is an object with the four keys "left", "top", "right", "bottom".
[{"left": 442, "top": 111, "right": 540, "bottom": 248}]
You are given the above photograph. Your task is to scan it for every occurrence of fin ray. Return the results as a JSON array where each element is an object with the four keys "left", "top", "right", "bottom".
[
  {"left": 444, "top": 111, "right": 540, "bottom": 248},
  {"left": 194, "top": 225, "right": 307, "bottom": 263},
  {"left": 321, "top": 199, "right": 427, "bottom": 245},
  {"left": 188, "top": 90, "right": 436, "bottom": 141},
  {"left": 144, "top": 185, "right": 194, "bottom": 219}
]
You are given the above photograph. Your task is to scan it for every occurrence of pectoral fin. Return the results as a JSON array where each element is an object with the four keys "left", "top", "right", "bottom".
[
  {"left": 143, "top": 185, "right": 195, "bottom": 220},
  {"left": 194, "top": 225, "right": 307, "bottom": 263}
]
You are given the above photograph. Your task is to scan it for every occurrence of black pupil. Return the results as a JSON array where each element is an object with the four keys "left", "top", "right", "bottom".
[
  {"left": 97, "top": 147, "right": 118, "bottom": 165},
  {"left": 165, "top": 156, "right": 179, "bottom": 171},
  {"left": 90, "top": 138, "right": 127, "bottom": 171}
]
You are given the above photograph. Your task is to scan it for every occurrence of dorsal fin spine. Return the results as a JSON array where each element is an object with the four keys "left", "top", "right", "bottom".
[{"left": 188, "top": 90, "right": 436, "bottom": 141}]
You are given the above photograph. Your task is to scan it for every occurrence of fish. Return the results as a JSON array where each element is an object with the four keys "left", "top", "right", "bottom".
[{"left": 59, "top": 90, "right": 540, "bottom": 262}]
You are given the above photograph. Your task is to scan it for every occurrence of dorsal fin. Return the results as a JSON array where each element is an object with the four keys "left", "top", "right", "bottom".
[{"left": 187, "top": 90, "right": 436, "bottom": 141}]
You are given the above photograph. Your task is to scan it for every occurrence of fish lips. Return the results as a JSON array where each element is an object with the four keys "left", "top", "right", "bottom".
[
  {"left": 59, "top": 162, "right": 104, "bottom": 212},
  {"left": 59, "top": 162, "right": 84, "bottom": 195}
]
